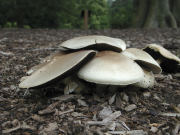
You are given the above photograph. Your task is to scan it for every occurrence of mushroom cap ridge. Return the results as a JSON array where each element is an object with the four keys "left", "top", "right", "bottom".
[{"left": 59, "top": 35, "right": 126, "bottom": 52}]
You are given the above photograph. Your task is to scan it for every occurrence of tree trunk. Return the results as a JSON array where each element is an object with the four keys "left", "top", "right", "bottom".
[
  {"left": 132, "top": 0, "right": 178, "bottom": 28},
  {"left": 132, "top": 0, "right": 148, "bottom": 27},
  {"left": 143, "top": 0, "right": 158, "bottom": 28},
  {"left": 171, "top": 0, "right": 180, "bottom": 27}
]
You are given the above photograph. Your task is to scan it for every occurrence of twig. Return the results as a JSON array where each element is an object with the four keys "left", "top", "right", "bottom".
[
  {"left": 54, "top": 109, "right": 74, "bottom": 116},
  {"left": 38, "top": 101, "right": 59, "bottom": 115},
  {"left": 103, "top": 111, "right": 121, "bottom": 123},
  {"left": 0, "top": 51, "right": 14, "bottom": 56},
  {"left": 107, "top": 130, "right": 148, "bottom": 135},
  {"left": 159, "top": 113, "right": 180, "bottom": 117},
  {"left": 2, "top": 121, "right": 36, "bottom": 134},
  {"left": 86, "top": 121, "right": 113, "bottom": 126},
  {"left": 119, "top": 120, "right": 130, "bottom": 131},
  {"left": 32, "top": 48, "right": 61, "bottom": 51},
  {"left": 0, "top": 96, "right": 10, "bottom": 102},
  {"left": 51, "top": 94, "right": 76, "bottom": 101}
]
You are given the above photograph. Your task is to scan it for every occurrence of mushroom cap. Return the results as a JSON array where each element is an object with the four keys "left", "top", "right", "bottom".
[
  {"left": 143, "top": 44, "right": 180, "bottom": 63},
  {"left": 19, "top": 50, "right": 96, "bottom": 88},
  {"left": 59, "top": 35, "right": 126, "bottom": 52},
  {"left": 78, "top": 51, "right": 144, "bottom": 85},
  {"left": 26, "top": 51, "right": 66, "bottom": 75},
  {"left": 122, "top": 48, "right": 162, "bottom": 74},
  {"left": 133, "top": 69, "right": 155, "bottom": 88}
]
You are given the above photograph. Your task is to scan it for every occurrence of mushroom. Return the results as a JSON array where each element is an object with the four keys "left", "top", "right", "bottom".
[
  {"left": 133, "top": 69, "right": 155, "bottom": 88},
  {"left": 26, "top": 51, "right": 66, "bottom": 75},
  {"left": 19, "top": 50, "right": 96, "bottom": 88},
  {"left": 59, "top": 35, "right": 126, "bottom": 52},
  {"left": 143, "top": 44, "right": 180, "bottom": 73},
  {"left": 121, "top": 48, "right": 162, "bottom": 74},
  {"left": 78, "top": 51, "right": 144, "bottom": 85}
]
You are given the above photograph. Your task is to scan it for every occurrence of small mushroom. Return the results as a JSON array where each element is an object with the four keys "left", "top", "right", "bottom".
[
  {"left": 19, "top": 50, "right": 96, "bottom": 88},
  {"left": 59, "top": 35, "right": 126, "bottom": 52},
  {"left": 78, "top": 51, "right": 144, "bottom": 85},
  {"left": 133, "top": 69, "right": 155, "bottom": 88},
  {"left": 143, "top": 44, "right": 180, "bottom": 73},
  {"left": 121, "top": 48, "right": 161, "bottom": 74}
]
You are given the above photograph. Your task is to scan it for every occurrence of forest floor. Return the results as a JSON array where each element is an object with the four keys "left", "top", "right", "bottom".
[{"left": 0, "top": 29, "right": 180, "bottom": 135}]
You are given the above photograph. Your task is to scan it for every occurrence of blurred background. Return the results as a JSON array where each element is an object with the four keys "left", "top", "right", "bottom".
[{"left": 0, "top": 0, "right": 179, "bottom": 29}]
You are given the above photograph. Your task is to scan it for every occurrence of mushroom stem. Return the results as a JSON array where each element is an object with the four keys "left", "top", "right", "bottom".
[
  {"left": 155, "top": 58, "right": 162, "bottom": 64},
  {"left": 63, "top": 76, "right": 88, "bottom": 94}
]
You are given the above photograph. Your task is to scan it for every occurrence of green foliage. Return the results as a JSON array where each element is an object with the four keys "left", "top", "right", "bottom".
[
  {"left": 23, "top": 25, "right": 31, "bottom": 29},
  {"left": 88, "top": 0, "right": 110, "bottom": 29},
  {"left": 4, "top": 22, "right": 17, "bottom": 28},
  {"left": 110, "top": 0, "right": 134, "bottom": 28},
  {"left": 0, "top": 0, "right": 64, "bottom": 28},
  {"left": 58, "top": 0, "right": 110, "bottom": 29},
  {"left": 0, "top": 0, "right": 133, "bottom": 29}
]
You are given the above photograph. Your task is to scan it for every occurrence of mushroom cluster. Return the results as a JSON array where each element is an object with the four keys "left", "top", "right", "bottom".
[{"left": 19, "top": 35, "right": 180, "bottom": 92}]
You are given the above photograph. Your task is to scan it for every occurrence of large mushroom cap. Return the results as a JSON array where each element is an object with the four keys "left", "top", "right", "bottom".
[
  {"left": 19, "top": 50, "right": 96, "bottom": 88},
  {"left": 143, "top": 44, "right": 180, "bottom": 73},
  {"left": 122, "top": 48, "right": 162, "bottom": 74},
  {"left": 133, "top": 69, "right": 155, "bottom": 88},
  {"left": 59, "top": 35, "right": 126, "bottom": 52},
  {"left": 78, "top": 51, "right": 144, "bottom": 85}
]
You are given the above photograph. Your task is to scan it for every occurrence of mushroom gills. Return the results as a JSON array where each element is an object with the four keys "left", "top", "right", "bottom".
[{"left": 143, "top": 44, "right": 180, "bottom": 73}]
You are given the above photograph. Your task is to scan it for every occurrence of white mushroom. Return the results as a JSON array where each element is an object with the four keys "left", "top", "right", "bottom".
[
  {"left": 78, "top": 51, "right": 144, "bottom": 85},
  {"left": 19, "top": 50, "right": 96, "bottom": 88},
  {"left": 133, "top": 69, "right": 155, "bottom": 88},
  {"left": 143, "top": 44, "right": 180, "bottom": 73},
  {"left": 121, "top": 48, "right": 162, "bottom": 74},
  {"left": 59, "top": 35, "right": 126, "bottom": 52}
]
